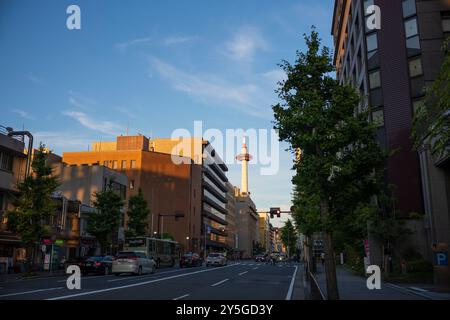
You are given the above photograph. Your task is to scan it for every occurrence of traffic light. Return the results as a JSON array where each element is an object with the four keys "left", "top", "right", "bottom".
[{"left": 270, "top": 207, "right": 281, "bottom": 219}]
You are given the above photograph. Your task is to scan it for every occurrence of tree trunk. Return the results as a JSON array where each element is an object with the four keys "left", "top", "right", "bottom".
[
  {"left": 306, "top": 235, "right": 314, "bottom": 274},
  {"left": 321, "top": 199, "right": 340, "bottom": 300}
]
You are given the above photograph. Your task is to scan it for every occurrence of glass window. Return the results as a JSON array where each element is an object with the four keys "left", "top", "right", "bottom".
[
  {"left": 130, "top": 180, "right": 135, "bottom": 190},
  {"left": 364, "top": 0, "right": 374, "bottom": 16},
  {"left": 130, "top": 160, "right": 136, "bottom": 169},
  {"left": 366, "top": 33, "right": 378, "bottom": 52},
  {"left": 409, "top": 58, "right": 423, "bottom": 77},
  {"left": 112, "top": 160, "right": 118, "bottom": 169},
  {"left": 404, "top": 17, "right": 418, "bottom": 38},
  {"left": 372, "top": 110, "right": 384, "bottom": 127},
  {"left": 121, "top": 160, "right": 126, "bottom": 170},
  {"left": 103, "top": 160, "right": 108, "bottom": 167},
  {"left": 369, "top": 71, "right": 381, "bottom": 89},
  {"left": 0, "top": 152, "right": 13, "bottom": 171},
  {"left": 406, "top": 35, "right": 421, "bottom": 57},
  {"left": 443, "top": 17, "right": 450, "bottom": 33},
  {"left": 402, "top": 0, "right": 416, "bottom": 18}
]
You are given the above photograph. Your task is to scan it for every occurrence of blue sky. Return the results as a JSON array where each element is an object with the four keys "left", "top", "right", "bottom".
[{"left": 0, "top": 0, "right": 334, "bottom": 226}]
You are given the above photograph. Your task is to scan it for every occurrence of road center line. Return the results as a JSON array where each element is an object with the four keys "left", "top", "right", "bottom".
[
  {"left": 57, "top": 275, "right": 114, "bottom": 283},
  {"left": 211, "top": 278, "right": 229, "bottom": 287},
  {"left": 285, "top": 266, "right": 298, "bottom": 300},
  {"left": 46, "top": 264, "right": 238, "bottom": 300},
  {"left": 0, "top": 287, "right": 64, "bottom": 298},
  {"left": 253, "top": 267, "right": 259, "bottom": 270},
  {"left": 173, "top": 294, "right": 190, "bottom": 300},
  {"left": 238, "top": 271, "right": 248, "bottom": 276}
]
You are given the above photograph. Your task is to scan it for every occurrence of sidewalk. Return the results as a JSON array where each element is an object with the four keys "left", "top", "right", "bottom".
[
  {"left": 314, "top": 264, "right": 450, "bottom": 300},
  {"left": 0, "top": 270, "right": 65, "bottom": 283}
]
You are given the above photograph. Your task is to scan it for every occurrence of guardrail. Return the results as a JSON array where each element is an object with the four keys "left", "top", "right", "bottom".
[{"left": 0, "top": 125, "right": 24, "bottom": 142}]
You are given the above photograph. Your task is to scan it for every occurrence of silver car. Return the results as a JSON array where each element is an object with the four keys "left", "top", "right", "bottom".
[
  {"left": 112, "top": 251, "right": 156, "bottom": 276},
  {"left": 206, "top": 253, "right": 227, "bottom": 267}
]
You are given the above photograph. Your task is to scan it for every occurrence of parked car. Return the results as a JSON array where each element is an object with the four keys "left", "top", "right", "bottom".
[
  {"left": 206, "top": 253, "right": 227, "bottom": 267},
  {"left": 254, "top": 255, "right": 266, "bottom": 262},
  {"left": 64, "top": 256, "right": 88, "bottom": 271},
  {"left": 81, "top": 256, "right": 114, "bottom": 275},
  {"left": 112, "top": 251, "right": 156, "bottom": 276},
  {"left": 180, "top": 252, "right": 202, "bottom": 268}
]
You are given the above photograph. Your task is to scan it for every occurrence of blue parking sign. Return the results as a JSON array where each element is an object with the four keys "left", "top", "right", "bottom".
[{"left": 434, "top": 252, "right": 448, "bottom": 266}]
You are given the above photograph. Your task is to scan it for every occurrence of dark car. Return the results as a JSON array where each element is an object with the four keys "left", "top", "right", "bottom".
[
  {"left": 255, "top": 255, "right": 266, "bottom": 262},
  {"left": 179, "top": 253, "right": 202, "bottom": 268},
  {"left": 80, "top": 256, "right": 114, "bottom": 275}
]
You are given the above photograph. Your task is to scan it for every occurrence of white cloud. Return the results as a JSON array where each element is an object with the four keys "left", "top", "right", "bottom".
[
  {"left": 11, "top": 108, "right": 33, "bottom": 120},
  {"left": 224, "top": 27, "right": 268, "bottom": 61},
  {"left": 150, "top": 57, "right": 274, "bottom": 119},
  {"left": 25, "top": 72, "right": 46, "bottom": 86},
  {"left": 115, "top": 36, "right": 153, "bottom": 51},
  {"left": 63, "top": 110, "right": 124, "bottom": 136},
  {"left": 163, "top": 35, "right": 198, "bottom": 46},
  {"left": 262, "top": 69, "right": 287, "bottom": 85}
]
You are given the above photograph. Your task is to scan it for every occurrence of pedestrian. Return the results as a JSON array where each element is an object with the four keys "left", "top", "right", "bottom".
[{"left": 320, "top": 252, "right": 325, "bottom": 266}]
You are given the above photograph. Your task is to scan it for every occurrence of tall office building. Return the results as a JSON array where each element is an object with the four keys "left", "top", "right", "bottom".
[
  {"left": 150, "top": 138, "right": 229, "bottom": 254},
  {"left": 332, "top": 0, "right": 450, "bottom": 269}
]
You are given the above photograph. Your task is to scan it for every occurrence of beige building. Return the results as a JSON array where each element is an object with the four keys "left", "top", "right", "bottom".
[
  {"left": 258, "top": 212, "right": 271, "bottom": 253},
  {"left": 235, "top": 187, "right": 258, "bottom": 259}
]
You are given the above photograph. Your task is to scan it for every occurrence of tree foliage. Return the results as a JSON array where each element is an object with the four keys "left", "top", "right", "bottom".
[
  {"left": 413, "top": 38, "right": 450, "bottom": 158},
  {"left": 7, "top": 144, "right": 59, "bottom": 259},
  {"left": 280, "top": 219, "right": 298, "bottom": 257},
  {"left": 126, "top": 188, "right": 149, "bottom": 237},
  {"left": 88, "top": 181, "right": 124, "bottom": 254}
]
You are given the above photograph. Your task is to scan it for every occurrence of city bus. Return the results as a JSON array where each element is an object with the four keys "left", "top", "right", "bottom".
[{"left": 124, "top": 237, "right": 180, "bottom": 268}]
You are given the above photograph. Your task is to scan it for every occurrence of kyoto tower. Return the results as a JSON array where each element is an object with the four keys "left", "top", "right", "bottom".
[{"left": 236, "top": 137, "right": 253, "bottom": 196}]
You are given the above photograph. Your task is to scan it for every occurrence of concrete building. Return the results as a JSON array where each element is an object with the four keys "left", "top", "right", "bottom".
[
  {"left": 332, "top": 0, "right": 450, "bottom": 277},
  {"left": 225, "top": 181, "right": 239, "bottom": 258},
  {"left": 0, "top": 126, "right": 28, "bottom": 272},
  {"left": 52, "top": 162, "right": 128, "bottom": 259},
  {"left": 235, "top": 188, "right": 259, "bottom": 259},
  {"left": 258, "top": 212, "right": 271, "bottom": 253},
  {"left": 150, "top": 138, "right": 229, "bottom": 255},
  {"left": 62, "top": 135, "right": 202, "bottom": 253}
]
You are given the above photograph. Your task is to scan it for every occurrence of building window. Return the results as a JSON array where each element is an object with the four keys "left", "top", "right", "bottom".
[
  {"left": 130, "top": 180, "right": 135, "bottom": 190},
  {"left": 121, "top": 160, "right": 126, "bottom": 170},
  {"left": 372, "top": 110, "right": 385, "bottom": 127},
  {"left": 402, "top": 0, "right": 416, "bottom": 18},
  {"left": 366, "top": 33, "right": 378, "bottom": 52},
  {"left": 442, "top": 15, "right": 450, "bottom": 33},
  {"left": 130, "top": 160, "right": 136, "bottom": 169},
  {"left": 112, "top": 160, "right": 118, "bottom": 169},
  {"left": 369, "top": 70, "right": 381, "bottom": 89},
  {"left": 0, "top": 152, "right": 13, "bottom": 172},
  {"left": 364, "top": 0, "right": 374, "bottom": 16},
  {"left": 404, "top": 17, "right": 419, "bottom": 38},
  {"left": 103, "top": 160, "right": 108, "bottom": 167},
  {"left": 406, "top": 35, "right": 421, "bottom": 57},
  {"left": 409, "top": 58, "right": 423, "bottom": 77}
]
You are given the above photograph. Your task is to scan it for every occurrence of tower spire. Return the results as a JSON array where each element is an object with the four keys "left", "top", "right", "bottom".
[{"left": 236, "top": 136, "right": 252, "bottom": 196}]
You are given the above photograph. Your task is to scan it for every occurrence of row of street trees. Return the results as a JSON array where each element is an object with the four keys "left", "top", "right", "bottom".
[
  {"left": 273, "top": 28, "right": 449, "bottom": 300},
  {"left": 7, "top": 145, "right": 151, "bottom": 272},
  {"left": 272, "top": 28, "right": 387, "bottom": 300}
]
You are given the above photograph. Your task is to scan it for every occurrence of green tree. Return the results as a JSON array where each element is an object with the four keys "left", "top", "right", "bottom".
[
  {"left": 7, "top": 144, "right": 59, "bottom": 271},
  {"left": 88, "top": 181, "right": 124, "bottom": 255},
  {"left": 280, "top": 219, "right": 298, "bottom": 257},
  {"left": 126, "top": 188, "right": 149, "bottom": 237},
  {"left": 273, "top": 28, "right": 386, "bottom": 299},
  {"left": 413, "top": 38, "right": 450, "bottom": 158}
]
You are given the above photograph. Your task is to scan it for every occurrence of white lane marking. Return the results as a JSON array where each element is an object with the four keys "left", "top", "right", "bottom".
[
  {"left": 211, "top": 278, "right": 229, "bottom": 287},
  {"left": 46, "top": 264, "right": 238, "bottom": 300},
  {"left": 57, "top": 275, "right": 114, "bottom": 283},
  {"left": 173, "top": 294, "right": 190, "bottom": 300},
  {"left": 285, "top": 266, "right": 298, "bottom": 300},
  {"left": 253, "top": 267, "right": 259, "bottom": 270},
  {"left": 238, "top": 271, "right": 248, "bottom": 276},
  {"left": 410, "top": 287, "right": 428, "bottom": 292},
  {"left": 0, "top": 287, "right": 64, "bottom": 298},
  {"left": 108, "top": 268, "right": 192, "bottom": 282}
]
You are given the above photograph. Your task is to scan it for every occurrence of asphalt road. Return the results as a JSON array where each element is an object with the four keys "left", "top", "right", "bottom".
[{"left": 0, "top": 261, "right": 298, "bottom": 300}]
